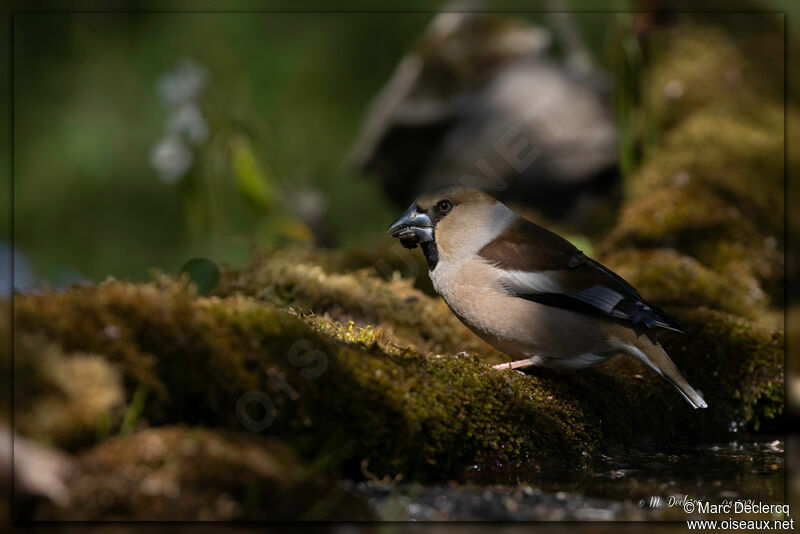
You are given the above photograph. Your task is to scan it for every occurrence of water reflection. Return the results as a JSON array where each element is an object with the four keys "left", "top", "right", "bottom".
[{"left": 347, "top": 438, "right": 784, "bottom": 521}]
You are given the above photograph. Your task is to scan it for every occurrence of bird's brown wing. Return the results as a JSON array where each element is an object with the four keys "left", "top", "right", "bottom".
[{"left": 478, "top": 218, "right": 687, "bottom": 333}]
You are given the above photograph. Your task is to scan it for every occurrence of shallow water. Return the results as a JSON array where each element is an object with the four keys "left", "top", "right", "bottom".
[{"left": 346, "top": 438, "right": 785, "bottom": 520}]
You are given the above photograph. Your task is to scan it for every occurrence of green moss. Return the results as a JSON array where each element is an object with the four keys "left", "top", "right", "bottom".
[
  {"left": 601, "top": 118, "right": 782, "bottom": 309},
  {"left": 602, "top": 19, "right": 785, "bottom": 316},
  {"left": 661, "top": 307, "right": 784, "bottom": 431},
  {"left": 14, "top": 281, "right": 591, "bottom": 480},
  {"left": 606, "top": 184, "right": 749, "bottom": 246},
  {"left": 583, "top": 19, "right": 785, "bottom": 443},
  {"left": 13, "top": 277, "right": 782, "bottom": 483},
  {"left": 601, "top": 185, "right": 779, "bottom": 300},
  {"left": 643, "top": 23, "right": 783, "bottom": 131},
  {"left": 217, "top": 247, "right": 503, "bottom": 361},
  {"left": 630, "top": 109, "right": 783, "bottom": 235},
  {"left": 602, "top": 248, "right": 768, "bottom": 321},
  {"left": 533, "top": 305, "right": 783, "bottom": 445}
]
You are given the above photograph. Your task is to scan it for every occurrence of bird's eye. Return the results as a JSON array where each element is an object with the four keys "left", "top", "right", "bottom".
[{"left": 437, "top": 200, "right": 453, "bottom": 214}]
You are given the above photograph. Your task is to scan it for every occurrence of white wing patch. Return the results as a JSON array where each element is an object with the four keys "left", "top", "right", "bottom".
[
  {"left": 498, "top": 269, "right": 626, "bottom": 313},
  {"left": 498, "top": 269, "right": 565, "bottom": 294}
]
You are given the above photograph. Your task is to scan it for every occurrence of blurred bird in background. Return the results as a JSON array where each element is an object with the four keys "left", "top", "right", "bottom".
[{"left": 352, "top": 8, "right": 619, "bottom": 228}]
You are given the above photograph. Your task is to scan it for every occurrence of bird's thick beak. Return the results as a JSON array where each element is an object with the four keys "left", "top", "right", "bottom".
[{"left": 386, "top": 204, "right": 434, "bottom": 249}]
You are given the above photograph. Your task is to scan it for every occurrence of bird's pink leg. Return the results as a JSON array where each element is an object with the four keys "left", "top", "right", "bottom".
[{"left": 492, "top": 358, "right": 537, "bottom": 371}]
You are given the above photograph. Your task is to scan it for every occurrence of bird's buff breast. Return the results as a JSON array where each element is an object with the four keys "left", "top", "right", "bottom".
[
  {"left": 430, "top": 259, "right": 538, "bottom": 355},
  {"left": 429, "top": 258, "right": 609, "bottom": 361}
]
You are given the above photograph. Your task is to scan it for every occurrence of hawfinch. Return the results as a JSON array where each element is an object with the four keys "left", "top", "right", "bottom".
[{"left": 387, "top": 186, "right": 707, "bottom": 409}]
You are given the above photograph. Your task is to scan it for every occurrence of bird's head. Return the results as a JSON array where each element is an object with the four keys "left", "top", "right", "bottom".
[{"left": 387, "top": 186, "right": 504, "bottom": 261}]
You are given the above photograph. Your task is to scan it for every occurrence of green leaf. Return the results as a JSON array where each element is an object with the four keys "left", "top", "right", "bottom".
[{"left": 229, "top": 136, "right": 275, "bottom": 212}]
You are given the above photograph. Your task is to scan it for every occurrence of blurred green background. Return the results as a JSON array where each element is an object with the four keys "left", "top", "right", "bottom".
[
  {"left": 4, "top": 2, "right": 795, "bottom": 288},
  {"left": 12, "top": 12, "right": 430, "bottom": 284}
]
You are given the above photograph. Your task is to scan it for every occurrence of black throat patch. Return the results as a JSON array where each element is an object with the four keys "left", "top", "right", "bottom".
[{"left": 420, "top": 241, "right": 438, "bottom": 271}]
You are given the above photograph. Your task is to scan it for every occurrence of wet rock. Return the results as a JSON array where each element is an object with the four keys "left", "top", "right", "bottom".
[
  {"left": 34, "top": 426, "right": 370, "bottom": 520},
  {"left": 1, "top": 427, "right": 76, "bottom": 516},
  {"left": 14, "top": 335, "right": 126, "bottom": 449}
]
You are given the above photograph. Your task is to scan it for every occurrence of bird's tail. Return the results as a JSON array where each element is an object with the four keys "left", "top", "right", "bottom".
[{"left": 623, "top": 336, "right": 708, "bottom": 409}]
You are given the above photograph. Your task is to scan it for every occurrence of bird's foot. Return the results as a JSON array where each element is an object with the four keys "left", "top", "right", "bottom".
[{"left": 492, "top": 357, "right": 537, "bottom": 371}]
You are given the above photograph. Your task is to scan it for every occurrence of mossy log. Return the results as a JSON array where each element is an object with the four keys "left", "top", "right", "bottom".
[{"left": 14, "top": 258, "right": 782, "bottom": 484}]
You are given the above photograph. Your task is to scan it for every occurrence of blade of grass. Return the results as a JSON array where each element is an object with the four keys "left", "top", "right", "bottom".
[{"left": 119, "top": 383, "right": 149, "bottom": 435}]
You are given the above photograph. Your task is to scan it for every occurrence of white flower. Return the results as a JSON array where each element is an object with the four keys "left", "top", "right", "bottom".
[
  {"left": 289, "top": 188, "right": 327, "bottom": 221},
  {"left": 167, "top": 103, "right": 209, "bottom": 145},
  {"left": 149, "top": 135, "right": 194, "bottom": 184},
  {"left": 157, "top": 59, "right": 208, "bottom": 108}
]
